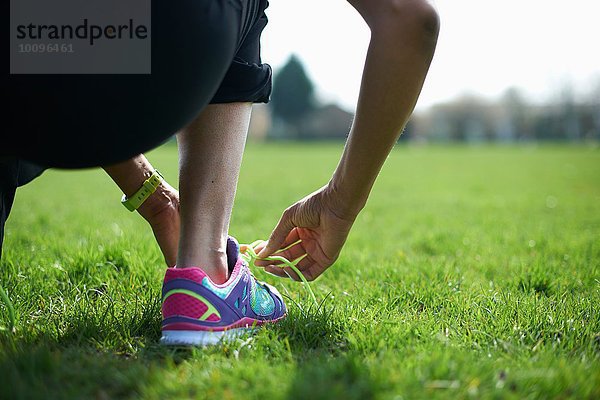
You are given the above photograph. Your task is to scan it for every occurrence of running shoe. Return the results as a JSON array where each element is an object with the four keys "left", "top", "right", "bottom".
[{"left": 160, "top": 237, "right": 286, "bottom": 346}]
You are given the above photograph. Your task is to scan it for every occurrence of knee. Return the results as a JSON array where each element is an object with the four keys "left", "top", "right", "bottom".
[{"left": 376, "top": 0, "right": 440, "bottom": 48}]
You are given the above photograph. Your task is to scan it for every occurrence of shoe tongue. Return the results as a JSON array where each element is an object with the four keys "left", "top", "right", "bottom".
[{"left": 226, "top": 236, "right": 240, "bottom": 273}]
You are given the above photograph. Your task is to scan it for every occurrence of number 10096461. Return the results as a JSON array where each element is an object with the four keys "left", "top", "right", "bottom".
[{"left": 18, "top": 43, "right": 74, "bottom": 53}]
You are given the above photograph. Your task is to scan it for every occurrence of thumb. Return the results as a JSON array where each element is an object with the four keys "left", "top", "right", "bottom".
[{"left": 258, "top": 207, "right": 296, "bottom": 258}]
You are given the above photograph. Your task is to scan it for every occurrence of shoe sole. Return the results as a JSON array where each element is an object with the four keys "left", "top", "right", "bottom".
[{"left": 160, "top": 328, "right": 255, "bottom": 346}]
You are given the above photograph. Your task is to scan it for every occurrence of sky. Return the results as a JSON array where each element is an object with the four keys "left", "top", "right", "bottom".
[{"left": 261, "top": 0, "right": 600, "bottom": 111}]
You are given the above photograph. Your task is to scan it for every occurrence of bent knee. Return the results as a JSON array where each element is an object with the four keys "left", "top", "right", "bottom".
[{"left": 380, "top": 0, "right": 440, "bottom": 43}]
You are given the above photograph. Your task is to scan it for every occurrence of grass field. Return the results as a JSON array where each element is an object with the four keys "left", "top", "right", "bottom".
[{"left": 1, "top": 143, "right": 599, "bottom": 399}]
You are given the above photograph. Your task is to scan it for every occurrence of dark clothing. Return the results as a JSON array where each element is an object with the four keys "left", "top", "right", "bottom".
[
  {"left": 0, "top": 0, "right": 270, "bottom": 256},
  {"left": 3, "top": 0, "right": 271, "bottom": 168},
  {"left": 211, "top": 0, "right": 271, "bottom": 104},
  {"left": 0, "top": 159, "right": 46, "bottom": 259}
]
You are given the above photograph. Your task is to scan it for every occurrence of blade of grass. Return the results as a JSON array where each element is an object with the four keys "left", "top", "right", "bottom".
[{"left": 0, "top": 285, "right": 16, "bottom": 333}]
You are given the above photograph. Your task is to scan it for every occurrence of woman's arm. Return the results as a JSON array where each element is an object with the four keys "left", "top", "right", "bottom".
[
  {"left": 257, "top": 0, "right": 440, "bottom": 280},
  {"left": 104, "top": 155, "right": 180, "bottom": 266},
  {"left": 331, "top": 0, "right": 440, "bottom": 218}
]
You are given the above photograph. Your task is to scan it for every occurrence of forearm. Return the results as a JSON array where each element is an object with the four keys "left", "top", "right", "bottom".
[
  {"left": 103, "top": 155, "right": 175, "bottom": 218},
  {"left": 103, "top": 154, "right": 180, "bottom": 266},
  {"left": 330, "top": 0, "right": 440, "bottom": 218},
  {"left": 104, "top": 155, "right": 155, "bottom": 196}
]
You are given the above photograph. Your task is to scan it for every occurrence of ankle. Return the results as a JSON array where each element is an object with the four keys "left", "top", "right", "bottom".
[
  {"left": 177, "top": 248, "right": 229, "bottom": 284},
  {"left": 202, "top": 250, "right": 229, "bottom": 284},
  {"left": 202, "top": 256, "right": 229, "bottom": 284}
]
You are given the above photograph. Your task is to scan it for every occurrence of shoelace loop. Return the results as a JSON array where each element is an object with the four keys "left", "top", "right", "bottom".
[{"left": 240, "top": 239, "right": 318, "bottom": 305}]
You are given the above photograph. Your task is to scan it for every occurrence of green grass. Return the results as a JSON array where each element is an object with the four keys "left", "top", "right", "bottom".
[{"left": 1, "top": 143, "right": 599, "bottom": 399}]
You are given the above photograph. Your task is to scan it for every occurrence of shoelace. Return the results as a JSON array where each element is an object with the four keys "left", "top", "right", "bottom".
[{"left": 240, "top": 239, "right": 318, "bottom": 305}]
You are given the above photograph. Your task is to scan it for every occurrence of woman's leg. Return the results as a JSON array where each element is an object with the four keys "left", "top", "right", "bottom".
[
  {"left": 176, "top": 103, "right": 252, "bottom": 284},
  {"left": 103, "top": 102, "right": 251, "bottom": 281}
]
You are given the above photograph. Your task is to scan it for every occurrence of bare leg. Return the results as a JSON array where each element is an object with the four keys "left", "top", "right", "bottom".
[
  {"left": 176, "top": 103, "right": 252, "bottom": 284},
  {"left": 104, "top": 156, "right": 180, "bottom": 266}
]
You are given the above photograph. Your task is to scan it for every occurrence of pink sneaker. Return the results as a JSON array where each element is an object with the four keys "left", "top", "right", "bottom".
[{"left": 160, "top": 237, "right": 286, "bottom": 345}]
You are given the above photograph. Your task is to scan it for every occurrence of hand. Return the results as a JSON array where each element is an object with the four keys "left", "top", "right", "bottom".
[
  {"left": 138, "top": 181, "right": 180, "bottom": 267},
  {"left": 256, "top": 185, "right": 356, "bottom": 281},
  {"left": 104, "top": 156, "right": 181, "bottom": 267}
]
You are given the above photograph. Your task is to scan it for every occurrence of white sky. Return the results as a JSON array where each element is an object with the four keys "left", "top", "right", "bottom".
[{"left": 261, "top": 0, "right": 600, "bottom": 111}]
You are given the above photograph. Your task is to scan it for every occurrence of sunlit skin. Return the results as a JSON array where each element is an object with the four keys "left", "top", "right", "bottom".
[
  {"left": 106, "top": 0, "right": 440, "bottom": 283},
  {"left": 103, "top": 156, "right": 180, "bottom": 267}
]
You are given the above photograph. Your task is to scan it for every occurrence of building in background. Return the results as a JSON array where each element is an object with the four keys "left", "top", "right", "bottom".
[{"left": 252, "top": 56, "right": 600, "bottom": 143}]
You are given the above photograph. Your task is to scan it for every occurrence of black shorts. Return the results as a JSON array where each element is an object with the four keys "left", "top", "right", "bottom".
[
  {"left": 0, "top": 0, "right": 271, "bottom": 256},
  {"left": 211, "top": 0, "right": 271, "bottom": 104},
  {"left": 3, "top": 0, "right": 272, "bottom": 168}
]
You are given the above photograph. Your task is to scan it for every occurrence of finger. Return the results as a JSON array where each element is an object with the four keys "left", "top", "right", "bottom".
[
  {"left": 272, "top": 228, "right": 301, "bottom": 255},
  {"left": 263, "top": 264, "right": 304, "bottom": 281},
  {"left": 262, "top": 266, "right": 289, "bottom": 279},
  {"left": 302, "top": 267, "right": 319, "bottom": 282},
  {"left": 253, "top": 241, "right": 266, "bottom": 254},
  {"left": 258, "top": 207, "right": 297, "bottom": 258},
  {"left": 255, "top": 231, "right": 304, "bottom": 267},
  {"left": 293, "top": 255, "right": 325, "bottom": 282},
  {"left": 263, "top": 265, "right": 290, "bottom": 279},
  {"left": 277, "top": 241, "right": 306, "bottom": 261}
]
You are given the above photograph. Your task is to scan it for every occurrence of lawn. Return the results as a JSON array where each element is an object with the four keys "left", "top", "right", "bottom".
[{"left": 1, "top": 143, "right": 599, "bottom": 399}]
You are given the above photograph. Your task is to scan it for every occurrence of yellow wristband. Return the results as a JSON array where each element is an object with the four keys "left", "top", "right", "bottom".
[{"left": 121, "top": 170, "right": 164, "bottom": 212}]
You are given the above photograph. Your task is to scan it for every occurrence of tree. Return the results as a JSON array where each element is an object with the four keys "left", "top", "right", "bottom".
[{"left": 271, "top": 55, "right": 315, "bottom": 125}]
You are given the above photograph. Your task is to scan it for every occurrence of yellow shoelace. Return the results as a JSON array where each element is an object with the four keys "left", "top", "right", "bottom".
[{"left": 240, "top": 239, "right": 317, "bottom": 305}]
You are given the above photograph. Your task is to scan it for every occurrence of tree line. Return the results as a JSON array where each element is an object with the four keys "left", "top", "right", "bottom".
[{"left": 269, "top": 55, "right": 600, "bottom": 142}]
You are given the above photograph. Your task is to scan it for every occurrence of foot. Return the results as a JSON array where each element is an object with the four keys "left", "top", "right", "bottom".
[{"left": 160, "top": 237, "right": 287, "bottom": 346}]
